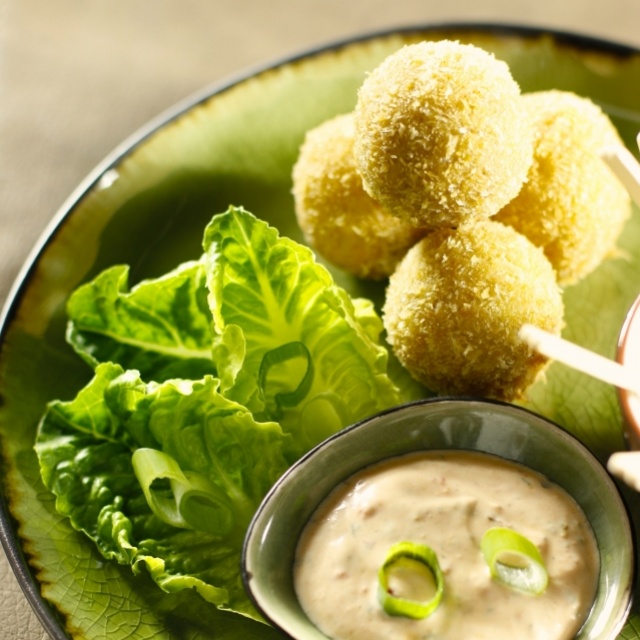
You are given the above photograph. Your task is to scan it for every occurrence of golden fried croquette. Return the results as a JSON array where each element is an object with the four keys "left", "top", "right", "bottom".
[
  {"left": 292, "top": 113, "right": 426, "bottom": 280},
  {"left": 383, "top": 219, "right": 564, "bottom": 401},
  {"left": 494, "top": 90, "right": 631, "bottom": 285},
  {"left": 353, "top": 40, "right": 533, "bottom": 228}
]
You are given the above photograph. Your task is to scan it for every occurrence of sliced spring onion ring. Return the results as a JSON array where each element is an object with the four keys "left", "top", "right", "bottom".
[
  {"left": 174, "top": 470, "right": 235, "bottom": 536},
  {"left": 481, "top": 527, "right": 549, "bottom": 595},
  {"left": 132, "top": 447, "right": 190, "bottom": 529},
  {"left": 378, "top": 541, "right": 444, "bottom": 619},
  {"left": 258, "top": 341, "right": 314, "bottom": 415},
  {"left": 132, "top": 448, "right": 235, "bottom": 536}
]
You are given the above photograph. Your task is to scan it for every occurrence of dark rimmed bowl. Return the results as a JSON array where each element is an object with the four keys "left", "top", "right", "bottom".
[
  {"left": 242, "top": 398, "right": 634, "bottom": 640},
  {"left": 3, "top": 22, "right": 640, "bottom": 640}
]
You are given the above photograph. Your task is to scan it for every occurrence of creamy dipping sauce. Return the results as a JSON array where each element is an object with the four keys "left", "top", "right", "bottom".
[{"left": 294, "top": 451, "right": 599, "bottom": 640}]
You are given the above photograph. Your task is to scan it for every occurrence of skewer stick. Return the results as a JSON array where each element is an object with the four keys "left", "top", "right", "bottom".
[
  {"left": 607, "top": 451, "right": 640, "bottom": 492},
  {"left": 528, "top": 143, "right": 640, "bottom": 390},
  {"left": 520, "top": 324, "right": 640, "bottom": 492},
  {"left": 600, "top": 143, "right": 640, "bottom": 207},
  {"left": 518, "top": 324, "right": 640, "bottom": 395},
  {"left": 547, "top": 140, "right": 640, "bottom": 492}
]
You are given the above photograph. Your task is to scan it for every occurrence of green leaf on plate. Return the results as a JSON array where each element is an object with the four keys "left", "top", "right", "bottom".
[
  {"left": 66, "top": 261, "right": 216, "bottom": 381},
  {"left": 203, "top": 206, "right": 413, "bottom": 460},
  {"left": 35, "top": 362, "right": 289, "bottom": 622}
]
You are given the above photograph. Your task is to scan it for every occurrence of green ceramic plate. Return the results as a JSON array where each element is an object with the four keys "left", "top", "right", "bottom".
[{"left": 2, "top": 22, "right": 640, "bottom": 640}]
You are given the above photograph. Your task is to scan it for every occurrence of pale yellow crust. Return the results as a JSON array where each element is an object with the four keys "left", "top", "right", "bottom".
[
  {"left": 383, "top": 220, "right": 564, "bottom": 401},
  {"left": 353, "top": 40, "right": 534, "bottom": 228},
  {"left": 292, "top": 113, "right": 427, "bottom": 280},
  {"left": 494, "top": 90, "right": 631, "bottom": 285}
]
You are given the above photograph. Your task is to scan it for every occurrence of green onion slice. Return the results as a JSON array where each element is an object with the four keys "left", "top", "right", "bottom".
[
  {"left": 378, "top": 541, "right": 444, "bottom": 619},
  {"left": 481, "top": 527, "right": 549, "bottom": 595},
  {"left": 132, "top": 447, "right": 191, "bottom": 530},
  {"left": 259, "top": 341, "right": 314, "bottom": 415},
  {"left": 132, "top": 448, "right": 234, "bottom": 536},
  {"left": 175, "top": 470, "right": 235, "bottom": 537}
]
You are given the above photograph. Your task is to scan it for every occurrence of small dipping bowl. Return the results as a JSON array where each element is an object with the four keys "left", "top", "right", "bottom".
[
  {"left": 242, "top": 398, "right": 634, "bottom": 640},
  {"left": 618, "top": 294, "right": 640, "bottom": 450}
]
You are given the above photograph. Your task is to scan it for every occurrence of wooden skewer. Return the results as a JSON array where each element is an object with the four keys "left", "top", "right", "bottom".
[
  {"left": 607, "top": 452, "right": 640, "bottom": 492},
  {"left": 518, "top": 324, "right": 640, "bottom": 395},
  {"left": 600, "top": 143, "right": 640, "bottom": 207},
  {"left": 519, "top": 324, "right": 640, "bottom": 491},
  {"left": 529, "top": 141, "right": 640, "bottom": 392},
  {"left": 600, "top": 140, "right": 640, "bottom": 489},
  {"left": 522, "top": 142, "right": 640, "bottom": 491}
]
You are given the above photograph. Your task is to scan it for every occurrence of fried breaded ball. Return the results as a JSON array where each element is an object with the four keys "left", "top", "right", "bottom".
[
  {"left": 494, "top": 90, "right": 631, "bottom": 285},
  {"left": 383, "top": 219, "right": 564, "bottom": 401},
  {"left": 292, "top": 113, "right": 426, "bottom": 280},
  {"left": 353, "top": 40, "right": 533, "bottom": 228}
]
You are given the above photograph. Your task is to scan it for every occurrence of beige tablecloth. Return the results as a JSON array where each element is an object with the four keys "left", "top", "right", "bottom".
[{"left": 2, "top": 1, "right": 640, "bottom": 637}]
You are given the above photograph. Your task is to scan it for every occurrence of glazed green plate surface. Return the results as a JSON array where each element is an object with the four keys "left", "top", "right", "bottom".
[{"left": 2, "top": 23, "right": 640, "bottom": 639}]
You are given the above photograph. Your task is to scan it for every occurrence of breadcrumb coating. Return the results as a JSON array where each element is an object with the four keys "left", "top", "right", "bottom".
[
  {"left": 383, "top": 220, "right": 564, "bottom": 401},
  {"left": 494, "top": 90, "right": 631, "bottom": 285},
  {"left": 353, "top": 40, "right": 533, "bottom": 228},
  {"left": 292, "top": 113, "right": 426, "bottom": 280}
]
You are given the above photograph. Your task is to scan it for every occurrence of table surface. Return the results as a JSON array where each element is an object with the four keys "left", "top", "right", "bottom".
[{"left": 2, "top": 1, "right": 640, "bottom": 638}]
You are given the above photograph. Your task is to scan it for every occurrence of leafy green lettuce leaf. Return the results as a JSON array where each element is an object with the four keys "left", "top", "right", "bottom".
[
  {"left": 203, "top": 206, "right": 411, "bottom": 460},
  {"left": 35, "top": 362, "right": 288, "bottom": 621},
  {"left": 66, "top": 261, "right": 216, "bottom": 381},
  {"left": 64, "top": 208, "right": 420, "bottom": 458},
  {"left": 35, "top": 205, "right": 424, "bottom": 625}
]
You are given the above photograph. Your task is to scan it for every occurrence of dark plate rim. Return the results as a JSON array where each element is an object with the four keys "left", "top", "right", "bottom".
[{"left": 1, "top": 20, "right": 639, "bottom": 640}]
